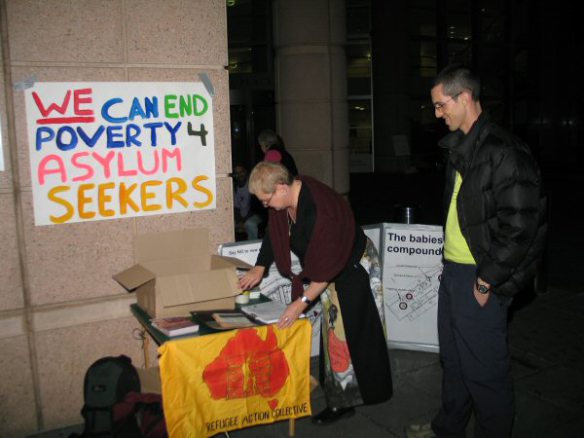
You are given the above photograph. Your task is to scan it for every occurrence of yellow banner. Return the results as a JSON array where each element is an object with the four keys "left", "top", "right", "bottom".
[{"left": 158, "top": 319, "right": 312, "bottom": 437}]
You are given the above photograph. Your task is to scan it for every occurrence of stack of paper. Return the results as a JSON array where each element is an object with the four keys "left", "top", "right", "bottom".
[{"left": 241, "top": 300, "right": 305, "bottom": 324}]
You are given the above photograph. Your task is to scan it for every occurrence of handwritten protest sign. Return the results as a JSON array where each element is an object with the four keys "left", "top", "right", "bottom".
[{"left": 24, "top": 82, "right": 215, "bottom": 226}]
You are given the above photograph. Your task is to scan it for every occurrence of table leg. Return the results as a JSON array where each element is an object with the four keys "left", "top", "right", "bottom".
[
  {"left": 289, "top": 418, "right": 295, "bottom": 436},
  {"left": 143, "top": 330, "right": 150, "bottom": 369}
]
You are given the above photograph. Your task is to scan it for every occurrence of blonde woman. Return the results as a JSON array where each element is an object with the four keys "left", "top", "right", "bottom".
[{"left": 239, "top": 162, "right": 392, "bottom": 425}]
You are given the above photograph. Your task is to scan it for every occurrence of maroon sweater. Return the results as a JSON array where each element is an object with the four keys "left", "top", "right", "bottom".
[{"left": 268, "top": 176, "right": 356, "bottom": 300}]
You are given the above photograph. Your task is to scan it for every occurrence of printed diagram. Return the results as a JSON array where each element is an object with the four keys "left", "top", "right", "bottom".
[{"left": 385, "top": 264, "right": 442, "bottom": 321}]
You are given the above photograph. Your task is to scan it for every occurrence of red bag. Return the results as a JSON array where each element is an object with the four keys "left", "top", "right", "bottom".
[{"left": 117, "top": 392, "right": 168, "bottom": 438}]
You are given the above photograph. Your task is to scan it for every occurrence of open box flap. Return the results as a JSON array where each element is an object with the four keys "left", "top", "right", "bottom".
[
  {"left": 113, "top": 264, "right": 155, "bottom": 291},
  {"left": 211, "top": 255, "right": 253, "bottom": 270},
  {"left": 142, "top": 257, "right": 201, "bottom": 276},
  {"left": 157, "top": 269, "right": 241, "bottom": 308},
  {"left": 134, "top": 229, "right": 210, "bottom": 268}
]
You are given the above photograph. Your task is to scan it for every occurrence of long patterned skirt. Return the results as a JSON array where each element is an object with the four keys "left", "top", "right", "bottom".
[{"left": 319, "top": 238, "right": 393, "bottom": 408}]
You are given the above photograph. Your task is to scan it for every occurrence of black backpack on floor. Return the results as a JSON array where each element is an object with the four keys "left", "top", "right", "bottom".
[{"left": 73, "top": 355, "right": 142, "bottom": 438}]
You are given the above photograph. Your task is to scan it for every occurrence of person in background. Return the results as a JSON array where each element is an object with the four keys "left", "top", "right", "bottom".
[
  {"left": 406, "top": 65, "right": 546, "bottom": 438},
  {"left": 239, "top": 161, "right": 392, "bottom": 425},
  {"left": 233, "top": 164, "right": 263, "bottom": 240},
  {"left": 257, "top": 129, "right": 299, "bottom": 176}
]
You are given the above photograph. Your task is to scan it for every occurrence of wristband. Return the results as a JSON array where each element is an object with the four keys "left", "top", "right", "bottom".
[{"left": 300, "top": 295, "right": 312, "bottom": 305}]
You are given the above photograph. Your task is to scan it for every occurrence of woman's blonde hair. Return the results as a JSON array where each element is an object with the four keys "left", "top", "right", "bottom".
[{"left": 248, "top": 161, "right": 293, "bottom": 195}]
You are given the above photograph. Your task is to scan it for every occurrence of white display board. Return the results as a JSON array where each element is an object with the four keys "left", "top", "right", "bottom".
[
  {"left": 382, "top": 223, "right": 443, "bottom": 352},
  {"left": 218, "top": 240, "right": 322, "bottom": 357},
  {"left": 24, "top": 82, "right": 215, "bottom": 225}
]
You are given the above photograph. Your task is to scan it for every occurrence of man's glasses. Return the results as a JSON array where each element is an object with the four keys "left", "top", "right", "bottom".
[{"left": 433, "top": 92, "right": 461, "bottom": 111}]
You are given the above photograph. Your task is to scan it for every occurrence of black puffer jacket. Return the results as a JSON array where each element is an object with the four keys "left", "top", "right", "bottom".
[{"left": 441, "top": 113, "right": 547, "bottom": 297}]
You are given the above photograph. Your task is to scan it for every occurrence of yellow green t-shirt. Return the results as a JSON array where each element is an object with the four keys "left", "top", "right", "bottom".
[{"left": 444, "top": 171, "right": 476, "bottom": 264}]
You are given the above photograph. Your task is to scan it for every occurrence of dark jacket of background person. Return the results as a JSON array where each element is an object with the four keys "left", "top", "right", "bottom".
[
  {"left": 258, "top": 129, "right": 299, "bottom": 176},
  {"left": 264, "top": 143, "right": 299, "bottom": 177},
  {"left": 441, "top": 113, "right": 547, "bottom": 298}
]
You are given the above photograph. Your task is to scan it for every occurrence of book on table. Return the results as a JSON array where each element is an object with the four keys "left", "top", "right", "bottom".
[
  {"left": 191, "top": 310, "right": 258, "bottom": 330},
  {"left": 150, "top": 316, "right": 200, "bottom": 337},
  {"left": 210, "top": 311, "right": 258, "bottom": 329}
]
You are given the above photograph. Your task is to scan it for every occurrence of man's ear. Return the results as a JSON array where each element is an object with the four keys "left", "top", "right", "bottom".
[
  {"left": 462, "top": 90, "right": 476, "bottom": 107},
  {"left": 459, "top": 90, "right": 470, "bottom": 106}
]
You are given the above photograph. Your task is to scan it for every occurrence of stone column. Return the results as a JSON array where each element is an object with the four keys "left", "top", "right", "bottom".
[
  {"left": 0, "top": 0, "right": 231, "bottom": 434},
  {"left": 273, "top": 0, "right": 349, "bottom": 194}
]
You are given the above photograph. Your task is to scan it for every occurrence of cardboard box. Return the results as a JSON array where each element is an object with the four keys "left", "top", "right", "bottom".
[{"left": 114, "top": 229, "right": 252, "bottom": 318}]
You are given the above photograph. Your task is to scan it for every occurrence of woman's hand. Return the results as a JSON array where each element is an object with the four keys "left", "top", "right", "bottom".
[
  {"left": 277, "top": 299, "right": 307, "bottom": 329},
  {"left": 277, "top": 280, "right": 328, "bottom": 329},
  {"left": 239, "top": 266, "right": 265, "bottom": 290}
]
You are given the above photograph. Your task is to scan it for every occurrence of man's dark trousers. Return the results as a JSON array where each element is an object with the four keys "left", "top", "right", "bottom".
[{"left": 432, "top": 262, "right": 514, "bottom": 438}]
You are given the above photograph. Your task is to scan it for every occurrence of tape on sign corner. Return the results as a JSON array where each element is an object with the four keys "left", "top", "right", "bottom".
[
  {"left": 197, "top": 72, "right": 215, "bottom": 98},
  {"left": 14, "top": 75, "right": 38, "bottom": 90}
]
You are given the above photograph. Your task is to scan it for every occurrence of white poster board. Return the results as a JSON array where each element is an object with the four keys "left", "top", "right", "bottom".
[
  {"left": 218, "top": 240, "right": 322, "bottom": 357},
  {"left": 24, "top": 82, "right": 215, "bottom": 225},
  {"left": 382, "top": 223, "right": 443, "bottom": 352}
]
